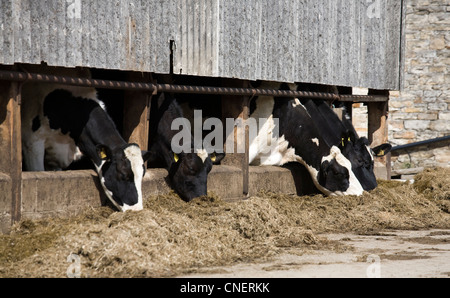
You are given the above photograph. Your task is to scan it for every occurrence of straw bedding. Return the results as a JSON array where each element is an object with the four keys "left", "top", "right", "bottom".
[{"left": 1, "top": 167, "right": 449, "bottom": 277}]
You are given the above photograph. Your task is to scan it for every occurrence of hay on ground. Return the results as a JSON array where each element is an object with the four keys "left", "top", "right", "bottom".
[{"left": 0, "top": 167, "right": 449, "bottom": 277}]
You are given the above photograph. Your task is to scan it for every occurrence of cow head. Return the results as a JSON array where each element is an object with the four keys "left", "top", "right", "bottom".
[
  {"left": 168, "top": 150, "right": 225, "bottom": 201},
  {"left": 339, "top": 130, "right": 392, "bottom": 191},
  {"left": 318, "top": 158, "right": 350, "bottom": 192},
  {"left": 317, "top": 145, "right": 363, "bottom": 196},
  {"left": 96, "top": 143, "right": 152, "bottom": 211}
]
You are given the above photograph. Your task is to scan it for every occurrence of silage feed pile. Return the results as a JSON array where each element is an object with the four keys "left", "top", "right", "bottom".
[{"left": 1, "top": 167, "right": 449, "bottom": 277}]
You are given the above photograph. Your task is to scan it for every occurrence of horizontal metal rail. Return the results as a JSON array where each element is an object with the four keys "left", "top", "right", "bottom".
[
  {"left": 0, "top": 70, "right": 388, "bottom": 102},
  {"left": 391, "top": 135, "right": 450, "bottom": 152}
]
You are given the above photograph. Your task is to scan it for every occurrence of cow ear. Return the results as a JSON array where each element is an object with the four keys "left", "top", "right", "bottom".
[
  {"left": 210, "top": 152, "right": 225, "bottom": 165},
  {"left": 372, "top": 143, "right": 392, "bottom": 157},
  {"left": 341, "top": 130, "right": 357, "bottom": 147},
  {"left": 96, "top": 145, "right": 111, "bottom": 161}
]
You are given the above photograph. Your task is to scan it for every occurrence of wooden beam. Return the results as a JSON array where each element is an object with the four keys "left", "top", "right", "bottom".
[
  {"left": 0, "top": 81, "right": 23, "bottom": 225},
  {"left": 221, "top": 79, "right": 250, "bottom": 197},
  {"left": 0, "top": 81, "right": 12, "bottom": 232},
  {"left": 122, "top": 72, "right": 151, "bottom": 150},
  {"left": 367, "top": 89, "right": 390, "bottom": 179}
]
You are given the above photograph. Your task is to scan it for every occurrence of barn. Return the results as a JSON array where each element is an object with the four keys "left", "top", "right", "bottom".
[{"left": 0, "top": 0, "right": 405, "bottom": 233}]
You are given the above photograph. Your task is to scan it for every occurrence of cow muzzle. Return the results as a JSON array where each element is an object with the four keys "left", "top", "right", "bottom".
[{"left": 120, "top": 202, "right": 144, "bottom": 212}]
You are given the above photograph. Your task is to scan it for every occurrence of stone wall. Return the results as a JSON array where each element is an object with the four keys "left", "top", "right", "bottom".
[{"left": 386, "top": 0, "right": 449, "bottom": 171}]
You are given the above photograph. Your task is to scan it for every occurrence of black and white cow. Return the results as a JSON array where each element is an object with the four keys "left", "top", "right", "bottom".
[
  {"left": 299, "top": 98, "right": 391, "bottom": 191},
  {"left": 147, "top": 92, "right": 224, "bottom": 201},
  {"left": 22, "top": 82, "right": 151, "bottom": 212},
  {"left": 249, "top": 82, "right": 364, "bottom": 196}
]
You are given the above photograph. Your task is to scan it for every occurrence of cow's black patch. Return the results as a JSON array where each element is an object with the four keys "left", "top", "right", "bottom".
[
  {"left": 318, "top": 159, "right": 350, "bottom": 192},
  {"left": 43, "top": 89, "right": 99, "bottom": 141},
  {"left": 31, "top": 115, "right": 40, "bottom": 132}
]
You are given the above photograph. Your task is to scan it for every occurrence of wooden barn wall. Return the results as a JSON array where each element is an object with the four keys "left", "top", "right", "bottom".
[{"left": 0, "top": 0, "right": 404, "bottom": 90}]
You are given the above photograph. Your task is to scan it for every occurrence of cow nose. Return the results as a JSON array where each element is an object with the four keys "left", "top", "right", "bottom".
[{"left": 121, "top": 203, "right": 143, "bottom": 212}]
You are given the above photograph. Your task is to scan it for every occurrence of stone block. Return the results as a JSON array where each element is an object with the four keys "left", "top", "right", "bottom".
[
  {"left": 418, "top": 113, "right": 438, "bottom": 120},
  {"left": 428, "top": 102, "right": 447, "bottom": 110},
  {"left": 430, "top": 37, "right": 446, "bottom": 50},
  {"left": 388, "top": 120, "right": 404, "bottom": 131},
  {"left": 393, "top": 131, "right": 416, "bottom": 139},
  {"left": 434, "top": 148, "right": 450, "bottom": 164},
  {"left": 391, "top": 112, "right": 417, "bottom": 120},
  {"left": 429, "top": 120, "right": 450, "bottom": 131},
  {"left": 390, "top": 100, "right": 412, "bottom": 109},
  {"left": 439, "top": 112, "right": 450, "bottom": 120},
  {"left": 404, "top": 107, "right": 423, "bottom": 113},
  {"left": 404, "top": 120, "right": 430, "bottom": 130}
]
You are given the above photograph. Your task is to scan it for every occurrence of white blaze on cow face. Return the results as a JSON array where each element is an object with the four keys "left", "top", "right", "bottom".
[
  {"left": 123, "top": 145, "right": 145, "bottom": 211},
  {"left": 196, "top": 148, "right": 209, "bottom": 163},
  {"left": 96, "top": 145, "right": 145, "bottom": 212}
]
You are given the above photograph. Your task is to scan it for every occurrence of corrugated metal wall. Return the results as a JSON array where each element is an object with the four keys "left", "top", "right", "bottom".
[
  {"left": 210, "top": 0, "right": 404, "bottom": 89},
  {"left": 0, "top": 0, "right": 404, "bottom": 90},
  {"left": 0, "top": 0, "right": 178, "bottom": 73}
]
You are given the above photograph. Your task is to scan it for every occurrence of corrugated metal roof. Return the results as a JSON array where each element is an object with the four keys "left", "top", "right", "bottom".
[{"left": 0, "top": 0, "right": 404, "bottom": 89}]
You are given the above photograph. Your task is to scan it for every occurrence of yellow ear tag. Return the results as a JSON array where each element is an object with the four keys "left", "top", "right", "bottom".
[
  {"left": 378, "top": 149, "right": 384, "bottom": 156},
  {"left": 173, "top": 153, "right": 179, "bottom": 162},
  {"left": 210, "top": 153, "right": 216, "bottom": 163},
  {"left": 100, "top": 148, "right": 108, "bottom": 160},
  {"left": 341, "top": 138, "right": 345, "bottom": 147}
]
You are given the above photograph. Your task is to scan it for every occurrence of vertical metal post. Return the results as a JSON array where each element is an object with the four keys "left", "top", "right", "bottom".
[
  {"left": 242, "top": 96, "right": 250, "bottom": 197},
  {"left": 221, "top": 79, "right": 250, "bottom": 198}
]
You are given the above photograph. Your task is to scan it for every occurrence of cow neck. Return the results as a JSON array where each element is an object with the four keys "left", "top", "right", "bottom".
[
  {"left": 79, "top": 106, "right": 127, "bottom": 166},
  {"left": 149, "top": 93, "right": 194, "bottom": 169},
  {"left": 274, "top": 98, "right": 329, "bottom": 170}
]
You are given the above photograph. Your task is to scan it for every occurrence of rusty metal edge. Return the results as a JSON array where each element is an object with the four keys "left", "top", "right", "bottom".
[{"left": 0, "top": 70, "right": 388, "bottom": 102}]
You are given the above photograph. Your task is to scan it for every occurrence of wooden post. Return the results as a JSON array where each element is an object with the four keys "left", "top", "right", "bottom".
[
  {"left": 367, "top": 89, "right": 390, "bottom": 180},
  {"left": 0, "top": 80, "right": 22, "bottom": 228},
  {"left": 10, "top": 82, "right": 22, "bottom": 224},
  {"left": 221, "top": 79, "right": 250, "bottom": 197},
  {"left": 122, "top": 72, "right": 151, "bottom": 151}
]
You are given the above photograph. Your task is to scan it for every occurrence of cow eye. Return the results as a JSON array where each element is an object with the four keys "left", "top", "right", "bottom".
[{"left": 184, "top": 165, "right": 196, "bottom": 174}]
